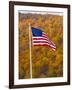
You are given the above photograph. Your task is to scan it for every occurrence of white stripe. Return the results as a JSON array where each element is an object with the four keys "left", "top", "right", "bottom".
[
  {"left": 43, "top": 36, "right": 49, "bottom": 40},
  {"left": 42, "top": 35, "right": 48, "bottom": 38},
  {"left": 32, "top": 39, "right": 56, "bottom": 47},
  {"left": 32, "top": 39, "right": 53, "bottom": 44},
  {"left": 43, "top": 33, "right": 47, "bottom": 35},
  {"left": 33, "top": 39, "right": 55, "bottom": 45},
  {"left": 49, "top": 44, "right": 56, "bottom": 48},
  {"left": 32, "top": 37, "right": 43, "bottom": 38},
  {"left": 42, "top": 32, "right": 47, "bottom": 34},
  {"left": 32, "top": 37, "right": 49, "bottom": 40},
  {"left": 33, "top": 43, "right": 50, "bottom": 45},
  {"left": 32, "top": 36, "right": 43, "bottom": 38},
  {"left": 33, "top": 39, "right": 50, "bottom": 42},
  {"left": 33, "top": 42, "right": 56, "bottom": 48},
  {"left": 42, "top": 34, "right": 48, "bottom": 37},
  {"left": 32, "top": 36, "right": 56, "bottom": 48}
]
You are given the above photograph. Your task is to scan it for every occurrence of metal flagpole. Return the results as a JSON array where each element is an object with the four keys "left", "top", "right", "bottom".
[{"left": 29, "top": 23, "right": 32, "bottom": 79}]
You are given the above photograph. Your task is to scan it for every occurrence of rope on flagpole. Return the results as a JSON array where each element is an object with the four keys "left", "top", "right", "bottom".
[{"left": 29, "top": 23, "right": 32, "bottom": 79}]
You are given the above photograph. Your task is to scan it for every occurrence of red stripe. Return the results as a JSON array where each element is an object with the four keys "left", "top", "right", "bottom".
[
  {"left": 33, "top": 44, "right": 50, "bottom": 46},
  {"left": 33, "top": 44, "right": 56, "bottom": 49},
  {"left": 33, "top": 41, "right": 50, "bottom": 44},
  {"left": 43, "top": 32, "right": 48, "bottom": 36},
  {"left": 42, "top": 33, "right": 48, "bottom": 38},
  {"left": 33, "top": 42, "right": 56, "bottom": 48},
  {"left": 33, "top": 40, "right": 55, "bottom": 46},
  {"left": 42, "top": 35, "right": 48, "bottom": 38},
  {"left": 33, "top": 37, "right": 49, "bottom": 41},
  {"left": 33, "top": 40, "right": 52, "bottom": 45}
]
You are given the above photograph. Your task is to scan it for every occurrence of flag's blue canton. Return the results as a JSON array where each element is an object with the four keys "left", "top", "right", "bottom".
[{"left": 31, "top": 27, "right": 42, "bottom": 36}]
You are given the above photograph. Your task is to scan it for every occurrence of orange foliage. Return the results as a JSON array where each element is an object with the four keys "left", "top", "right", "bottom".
[{"left": 19, "top": 13, "right": 63, "bottom": 79}]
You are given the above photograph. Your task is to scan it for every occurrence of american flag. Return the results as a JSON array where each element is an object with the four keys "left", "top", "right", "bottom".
[{"left": 31, "top": 27, "right": 56, "bottom": 51}]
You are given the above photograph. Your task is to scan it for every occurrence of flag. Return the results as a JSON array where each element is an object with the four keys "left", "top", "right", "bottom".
[{"left": 31, "top": 27, "right": 56, "bottom": 51}]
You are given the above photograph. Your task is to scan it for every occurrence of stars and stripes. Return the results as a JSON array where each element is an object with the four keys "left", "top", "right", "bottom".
[{"left": 31, "top": 27, "right": 56, "bottom": 51}]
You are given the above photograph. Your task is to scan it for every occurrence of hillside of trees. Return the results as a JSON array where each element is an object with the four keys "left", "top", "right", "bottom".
[{"left": 19, "top": 13, "right": 63, "bottom": 79}]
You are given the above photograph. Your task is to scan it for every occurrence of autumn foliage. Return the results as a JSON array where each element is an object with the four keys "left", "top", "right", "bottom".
[{"left": 19, "top": 13, "right": 63, "bottom": 79}]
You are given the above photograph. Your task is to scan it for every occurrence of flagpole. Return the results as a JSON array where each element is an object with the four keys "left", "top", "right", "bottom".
[{"left": 29, "top": 23, "right": 32, "bottom": 79}]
